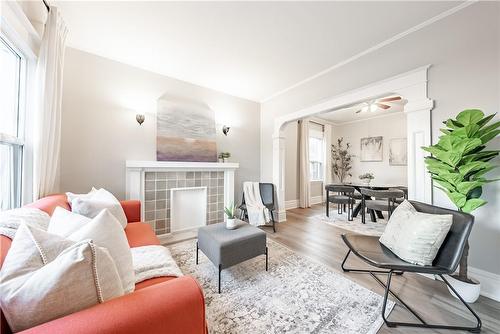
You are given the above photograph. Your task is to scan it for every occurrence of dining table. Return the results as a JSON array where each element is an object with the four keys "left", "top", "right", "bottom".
[{"left": 325, "top": 183, "right": 407, "bottom": 222}]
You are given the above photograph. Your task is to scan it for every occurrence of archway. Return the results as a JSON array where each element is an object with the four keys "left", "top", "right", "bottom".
[{"left": 272, "top": 66, "right": 434, "bottom": 222}]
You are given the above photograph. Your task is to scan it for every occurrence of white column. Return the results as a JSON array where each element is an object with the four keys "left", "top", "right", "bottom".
[
  {"left": 405, "top": 99, "right": 433, "bottom": 204},
  {"left": 273, "top": 132, "right": 287, "bottom": 222}
]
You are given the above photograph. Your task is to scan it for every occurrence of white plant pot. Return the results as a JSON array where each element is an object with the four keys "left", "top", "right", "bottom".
[
  {"left": 226, "top": 218, "right": 237, "bottom": 230},
  {"left": 446, "top": 275, "right": 481, "bottom": 303}
]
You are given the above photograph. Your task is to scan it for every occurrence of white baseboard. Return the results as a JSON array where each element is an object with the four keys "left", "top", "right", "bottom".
[
  {"left": 311, "top": 195, "right": 324, "bottom": 205},
  {"left": 423, "top": 267, "right": 500, "bottom": 302},
  {"left": 469, "top": 266, "right": 500, "bottom": 302},
  {"left": 285, "top": 197, "right": 324, "bottom": 210},
  {"left": 276, "top": 210, "right": 287, "bottom": 222},
  {"left": 285, "top": 199, "right": 299, "bottom": 210}
]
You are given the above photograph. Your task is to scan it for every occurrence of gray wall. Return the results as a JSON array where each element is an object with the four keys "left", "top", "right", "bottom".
[
  {"left": 261, "top": 2, "right": 499, "bottom": 275},
  {"left": 61, "top": 48, "right": 261, "bottom": 202}
]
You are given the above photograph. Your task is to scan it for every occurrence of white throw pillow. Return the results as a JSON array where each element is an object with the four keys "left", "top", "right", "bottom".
[
  {"left": 71, "top": 188, "right": 128, "bottom": 228},
  {"left": 61, "top": 209, "right": 135, "bottom": 293},
  {"left": 66, "top": 187, "right": 98, "bottom": 204},
  {"left": 0, "top": 207, "right": 50, "bottom": 239},
  {"left": 379, "top": 200, "right": 453, "bottom": 266},
  {"left": 48, "top": 207, "right": 91, "bottom": 237},
  {"left": 0, "top": 224, "right": 124, "bottom": 332}
]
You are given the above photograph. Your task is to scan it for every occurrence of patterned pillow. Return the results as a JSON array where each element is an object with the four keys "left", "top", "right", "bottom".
[
  {"left": 0, "top": 224, "right": 123, "bottom": 332},
  {"left": 379, "top": 200, "right": 453, "bottom": 266}
]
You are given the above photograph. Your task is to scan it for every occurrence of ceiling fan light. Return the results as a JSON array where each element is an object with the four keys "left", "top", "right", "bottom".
[
  {"left": 361, "top": 105, "right": 369, "bottom": 113},
  {"left": 370, "top": 104, "right": 377, "bottom": 112}
]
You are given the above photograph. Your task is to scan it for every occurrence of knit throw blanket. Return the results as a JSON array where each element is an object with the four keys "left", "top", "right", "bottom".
[{"left": 131, "top": 245, "right": 183, "bottom": 283}]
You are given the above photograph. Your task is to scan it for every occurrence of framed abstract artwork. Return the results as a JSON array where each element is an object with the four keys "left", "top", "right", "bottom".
[
  {"left": 156, "top": 95, "right": 218, "bottom": 162},
  {"left": 360, "top": 136, "right": 383, "bottom": 161},
  {"left": 389, "top": 138, "right": 407, "bottom": 166}
]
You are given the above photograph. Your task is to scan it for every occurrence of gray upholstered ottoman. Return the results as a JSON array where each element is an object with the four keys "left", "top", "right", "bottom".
[{"left": 196, "top": 221, "right": 268, "bottom": 293}]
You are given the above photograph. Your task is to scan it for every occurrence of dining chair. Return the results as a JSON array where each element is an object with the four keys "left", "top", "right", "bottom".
[
  {"left": 391, "top": 186, "right": 408, "bottom": 204},
  {"left": 340, "top": 201, "right": 481, "bottom": 332},
  {"left": 360, "top": 188, "right": 405, "bottom": 223},
  {"left": 239, "top": 183, "right": 276, "bottom": 232},
  {"left": 325, "top": 185, "right": 356, "bottom": 221}
]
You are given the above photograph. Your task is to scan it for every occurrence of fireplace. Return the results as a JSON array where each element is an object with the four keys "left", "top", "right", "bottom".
[{"left": 125, "top": 161, "right": 239, "bottom": 235}]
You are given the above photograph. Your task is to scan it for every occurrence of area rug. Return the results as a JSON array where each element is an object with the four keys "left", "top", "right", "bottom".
[
  {"left": 169, "top": 239, "right": 394, "bottom": 334},
  {"left": 314, "top": 212, "right": 387, "bottom": 236}
]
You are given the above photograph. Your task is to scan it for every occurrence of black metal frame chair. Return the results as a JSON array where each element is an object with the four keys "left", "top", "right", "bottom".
[
  {"left": 239, "top": 183, "right": 276, "bottom": 232},
  {"left": 360, "top": 188, "right": 405, "bottom": 223},
  {"left": 341, "top": 200, "right": 481, "bottom": 332},
  {"left": 325, "top": 185, "right": 356, "bottom": 221}
]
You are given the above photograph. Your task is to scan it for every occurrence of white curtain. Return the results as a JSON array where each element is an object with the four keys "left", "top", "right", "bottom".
[
  {"left": 298, "top": 119, "right": 310, "bottom": 208},
  {"left": 33, "top": 7, "right": 68, "bottom": 199}
]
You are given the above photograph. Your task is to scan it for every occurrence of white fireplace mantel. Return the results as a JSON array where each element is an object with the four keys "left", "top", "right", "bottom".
[
  {"left": 125, "top": 160, "right": 239, "bottom": 225},
  {"left": 126, "top": 160, "right": 239, "bottom": 171}
]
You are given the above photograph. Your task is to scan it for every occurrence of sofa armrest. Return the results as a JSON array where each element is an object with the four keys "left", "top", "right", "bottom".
[
  {"left": 20, "top": 276, "right": 206, "bottom": 334},
  {"left": 120, "top": 200, "right": 141, "bottom": 223}
]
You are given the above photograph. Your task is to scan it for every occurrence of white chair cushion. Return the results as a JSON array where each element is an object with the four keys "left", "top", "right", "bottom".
[
  {"left": 0, "top": 224, "right": 124, "bottom": 332},
  {"left": 50, "top": 209, "right": 135, "bottom": 293},
  {"left": 379, "top": 200, "right": 453, "bottom": 266},
  {"left": 71, "top": 188, "right": 127, "bottom": 228}
]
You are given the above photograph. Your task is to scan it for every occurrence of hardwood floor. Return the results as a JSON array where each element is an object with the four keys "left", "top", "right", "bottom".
[{"left": 264, "top": 204, "right": 500, "bottom": 334}]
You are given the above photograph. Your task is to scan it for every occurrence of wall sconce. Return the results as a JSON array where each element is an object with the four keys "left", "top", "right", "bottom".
[
  {"left": 136, "top": 114, "right": 145, "bottom": 125},
  {"left": 222, "top": 125, "right": 230, "bottom": 136}
]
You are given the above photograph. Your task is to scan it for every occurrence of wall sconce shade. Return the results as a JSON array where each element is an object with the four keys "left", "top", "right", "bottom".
[
  {"left": 222, "top": 125, "right": 230, "bottom": 136},
  {"left": 136, "top": 114, "right": 145, "bottom": 125}
]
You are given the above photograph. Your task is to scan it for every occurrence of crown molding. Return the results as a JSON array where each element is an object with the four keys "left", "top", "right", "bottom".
[{"left": 261, "top": 0, "right": 477, "bottom": 103}]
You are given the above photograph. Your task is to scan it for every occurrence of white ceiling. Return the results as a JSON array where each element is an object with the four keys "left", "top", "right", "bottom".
[{"left": 55, "top": 1, "right": 460, "bottom": 102}]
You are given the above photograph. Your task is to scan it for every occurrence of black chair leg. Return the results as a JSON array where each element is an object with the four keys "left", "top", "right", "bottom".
[
  {"left": 218, "top": 265, "right": 222, "bottom": 294},
  {"left": 195, "top": 242, "right": 199, "bottom": 265},
  {"left": 326, "top": 201, "right": 330, "bottom": 217},
  {"left": 341, "top": 255, "right": 481, "bottom": 332},
  {"left": 270, "top": 211, "right": 276, "bottom": 233}
]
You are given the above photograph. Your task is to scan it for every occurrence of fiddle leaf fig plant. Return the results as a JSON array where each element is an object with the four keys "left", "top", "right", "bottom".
[{"left": 422, "top": 109, "right": 499, "bottom": 282}]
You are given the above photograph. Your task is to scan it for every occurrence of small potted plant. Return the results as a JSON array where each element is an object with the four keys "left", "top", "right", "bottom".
[
  {"left": 359, "top": 172, "right": 375, "bottom": 185},
  {"left": 224, "top": 202, "right": 237, "bottom": 230},
  {"left": 218, "top": 152, "right": 231, "bottom": 163}
]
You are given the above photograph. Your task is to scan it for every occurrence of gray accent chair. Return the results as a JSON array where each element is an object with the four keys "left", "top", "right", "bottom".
[
  {"left": 325, "top": 185, "right": 356, "bottom": 220},
  {"left": 341, "top": 201, "right": 481, "bottom": 332},
  {"left": 360, "top": 188, "right": 405, "bottom": 223}
]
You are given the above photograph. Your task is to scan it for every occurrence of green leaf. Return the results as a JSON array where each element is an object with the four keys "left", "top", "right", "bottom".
[
  {"left": 471, "top": 165, "right": 497, "bottom": 179},
  {"left": 432, "top": 178, "right": 457, "bottom": 192},
  {"left": 456, "top": 109, "right": 484, "bottom": 126},
  {"left": 440, "top": 128, "right": 452, "bottom": 135},
  {"left": 478, "top": 120, "right": 500, "bottom": 136},
  {"left": 456, "top": 180, "right": 487, "bottom": 195},
  {"left": 458, "top": 161, "right": 491, "bottom": 177},
  {"left": 461, "top": 198, "right": 487, "bottom": 213},
  {"left": 447, "top": 192, "right": 467, "bottom": 208},
  {"left": 468, "top": 186, "right": 482, "bottom": 199},
  {"left": 480, "top": 129, "right": 500, "bottom": 144},
  {"left": 476, "top": 113, "right": 496, "bottom": 128},
  {"left": 451, "top": 124, "right": 480, "bottom": 138},
  {"left": 437, "top": 172, "right": 464, "bottom": 185},
  {"left": 445, "top": 119, "right": 464, "bottom": 129}
]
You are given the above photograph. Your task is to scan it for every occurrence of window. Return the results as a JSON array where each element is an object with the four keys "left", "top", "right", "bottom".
[
  {"left": 309, "top": 123, "right": 324, "bottom": 181},
  {"left": 0, "top": 36, "right": 24, "bottom": 210}
]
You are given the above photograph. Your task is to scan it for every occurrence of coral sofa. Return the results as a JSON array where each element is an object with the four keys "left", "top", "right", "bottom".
[{"left": 0, "top": 194, "right": 207, "bottom": 334}]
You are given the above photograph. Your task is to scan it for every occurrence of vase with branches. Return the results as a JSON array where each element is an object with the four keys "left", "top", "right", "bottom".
[
  {"left": 331, "top": 138, "right": 352, "bottom": 184},
  {"left": 422, "top": 109, "right": 499, "bottom": 301}
]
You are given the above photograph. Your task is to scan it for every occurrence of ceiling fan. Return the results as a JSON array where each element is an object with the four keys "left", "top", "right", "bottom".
[{"left": 355, "top": 96, "right": 402, "bottom": 114}]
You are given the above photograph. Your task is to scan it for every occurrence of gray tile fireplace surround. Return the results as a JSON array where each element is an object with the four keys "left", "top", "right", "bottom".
[{"left": 144, "top": 171, "right": 225, "bottom": 235}]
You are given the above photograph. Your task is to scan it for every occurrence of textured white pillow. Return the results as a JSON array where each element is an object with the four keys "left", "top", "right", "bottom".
[
  {"left": 379, "top": 200, "right": 453, "bottom": 266},
  {"left": 0, "top": 207, "right": 50, "bottom": 239},
  {"left": 66, "top": 187, "right": 98, "bottom": 204},
  {"left": 48, "top": 207, "right": 91, "bottom": 237},
  {"left": 71, "top": 188, "right": 128, "bottom": 228},
  {"left": 0, "top": 224, "right": 124, "bottom": 332},
  {"left": 63, "top": 209, "right": 135, "bottom": 293}
]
